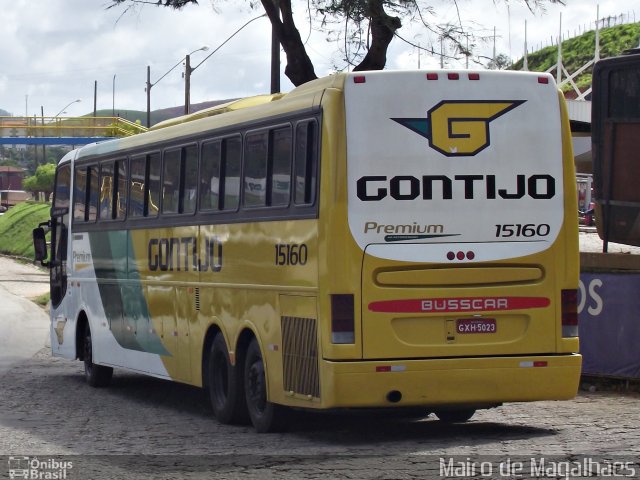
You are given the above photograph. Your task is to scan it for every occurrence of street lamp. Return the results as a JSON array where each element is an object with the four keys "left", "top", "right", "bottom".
[
  {"left": 146, "top": 46, "right": 209, "bottom": 127},
  {"left": 184, "top": 14, "right": 266, "bottom": 115},
  {"left": 112, "top": 74, "right": 117, "bottom": 117},
  {"left": 55, "top": 99, "right": 82, "bottom": 117}
]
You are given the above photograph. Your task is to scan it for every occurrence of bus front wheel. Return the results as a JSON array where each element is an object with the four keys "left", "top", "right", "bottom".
[
  {"left": 208, "top": 333, "right": 248, "bottom": 424},
  {"left": 83, "top": 323, "right": 113, "bottom": 388},
  {"left": 244, "top": 338, "right": 288, "bottom": 433}
]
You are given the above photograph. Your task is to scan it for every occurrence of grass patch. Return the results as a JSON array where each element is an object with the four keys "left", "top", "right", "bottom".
[
  {"left": 32, "top": 292, "right": 50, "bottom": 307},
  {"left": 0, "top": 201, "right": 51, "bottom": 259},
  {"left": 511, "top": 23, "right": 640, "bottom": 91}
]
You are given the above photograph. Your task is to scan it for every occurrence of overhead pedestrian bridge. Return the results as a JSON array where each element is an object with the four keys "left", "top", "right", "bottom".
[{"left": 0, "top": 116, "right": 148, "bottom": 145}]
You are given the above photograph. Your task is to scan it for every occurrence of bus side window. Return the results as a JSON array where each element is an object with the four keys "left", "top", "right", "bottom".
[
  {"left": 200, "top": 141, "right": 221, "bottom": 211},
  {"left": 244, "top": 131, "right": 268, "bottom": 207},
  {"left": 294, "top": 120, "right": 317, "bottom": 205},
  {"left": 182, "top": 145, "right": 198, "bottom": 214},
  {"left": 162, "top": 149, "right": 181, "bottom": 214},
  {"left": 148, "top": 153, "right": 161, "bottom": 217},
  {"left": 129, "top": 156, "right": 146, "bottom": 217},
  {"left": 73, "top": 166, "right": 88, "bottom": 222},
  {"left": 222, "top": 137, "right": 241, "bottom": 211},
  {"left": 88, "top": 166, "right": 99, "bottom": 222},
  {"left": 271, "top": 126, "right": 292, "bottom": 206},
  {"left": 99, "top": 162, "right": 114, "bottom": 220},
  {"left": 115, "top": 159, "right": 128, "bottom": 220}
]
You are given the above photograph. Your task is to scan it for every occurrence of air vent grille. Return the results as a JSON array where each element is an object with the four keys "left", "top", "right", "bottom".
[{"left": 282, "top": 316, "right": 320, "bottom": 398}]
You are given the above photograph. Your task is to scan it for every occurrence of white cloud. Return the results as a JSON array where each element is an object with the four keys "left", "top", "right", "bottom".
[{"left": 0, "top": 0, "right": 636, "bottom": 117}]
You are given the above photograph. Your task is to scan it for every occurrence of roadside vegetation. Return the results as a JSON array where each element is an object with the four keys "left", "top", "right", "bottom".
[
  {"left": 512, "top": 23, "right": 640, "bottom": 92},
  {"left": 0, "top": 201, "right": 50, "bottom": 259}
]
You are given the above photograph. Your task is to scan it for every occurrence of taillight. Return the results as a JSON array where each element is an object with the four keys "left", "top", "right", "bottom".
[
  {"left": 331, "top": 294, "right": 355, "bottom": 344},
  {"left": 561, "top": 289, "right": 578, "bottom": 337}
]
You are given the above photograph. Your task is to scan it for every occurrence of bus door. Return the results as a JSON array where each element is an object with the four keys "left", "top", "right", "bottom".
[
  {"left": 49, "top": 162, "right": 75, "bottom": 358},
  {"left": 50, "top": 163, "right": 71, "bottom": 308}
]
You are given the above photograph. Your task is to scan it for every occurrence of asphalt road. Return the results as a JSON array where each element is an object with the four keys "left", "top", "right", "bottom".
[
  {"left": 0, "top": 257, "right": 49, "bottom": 376},
  {"left": 0, "top": 255, "right": 639, "bottom": 480}
]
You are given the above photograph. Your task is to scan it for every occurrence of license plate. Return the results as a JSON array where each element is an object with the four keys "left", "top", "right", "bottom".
[{"left": 456, "top": 318, "right": 496, "bottom": 334}]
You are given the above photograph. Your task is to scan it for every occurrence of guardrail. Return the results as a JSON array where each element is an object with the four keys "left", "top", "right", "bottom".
[{"left": 0, "top": 116, "right": 148, "bottom": 139}]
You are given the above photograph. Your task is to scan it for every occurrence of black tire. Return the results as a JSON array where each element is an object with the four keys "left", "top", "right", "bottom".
[
  {"left": 208, "top": 334, "right": 248, "bottom": 424},
  {"left": 244, "top": 338, "right": 288, "bottom": 433},
  {"left": 83, "top": 322, "right": 113, "bottom": 388},
  {"left": 434, "top": 409, "right": 476, "bottom": 423}
]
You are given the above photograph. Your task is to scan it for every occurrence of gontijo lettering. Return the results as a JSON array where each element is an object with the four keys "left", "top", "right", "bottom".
[
  {"left": 357, "top": 174, "right": 556, "bottom": 201},
  {"left": 148, "top": 235, "right": 222, "bottom": 272}
]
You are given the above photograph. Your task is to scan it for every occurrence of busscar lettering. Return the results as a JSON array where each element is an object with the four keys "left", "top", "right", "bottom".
[
  {"left": 421, "top": 298, "right": 509, "bottom": 311},
  {"left": 356, "top": 174, "right": 555, "bottom": 201},
  {"left": 148, "top": 236, "right": 223, "bottom": 272}
]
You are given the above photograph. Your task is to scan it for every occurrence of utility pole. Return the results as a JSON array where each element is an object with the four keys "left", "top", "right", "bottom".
[
  {"left": 557, "top": 13, "right": 562, "bottom": 85},
  {"left": 184, "top": 55, "right": 191, "bottom": 115},
  {"left": 146, "top": 66, "right": 152, "bottom": 127},
  {"left": 270, "top": 0, "right": 280, "bottom": 94},
  {"left": 40, "top": 106, "right": 45, "bottom": 165},
  {"left": 523, "top": 21, "right": 529, "bottom": 71}
]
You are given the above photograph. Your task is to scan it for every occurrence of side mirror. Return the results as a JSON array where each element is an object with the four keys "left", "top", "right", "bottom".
[{"left": 33, "top": 224, "right": 50, "bottom": 267}]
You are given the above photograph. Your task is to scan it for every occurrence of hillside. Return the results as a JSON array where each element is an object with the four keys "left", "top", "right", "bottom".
[
  {"left": 512, "top": 23, "right": 640, "bottom": 92},
  {"left": 0, "top": 202, "right": 50, "bottom": 259}
]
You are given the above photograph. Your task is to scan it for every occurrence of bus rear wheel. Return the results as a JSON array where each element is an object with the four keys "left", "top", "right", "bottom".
[
  {"left": 244, "top": 338, "right": 288, "bottom": 433},
  {"left": 434, "top": 408, "right": 476, "bottom": 423},
  {"left": 83, "top": 323, "right": 112, "bottom": 388},
  {"left": 208, "top": 333, "right": 248, "bottom": 424}
]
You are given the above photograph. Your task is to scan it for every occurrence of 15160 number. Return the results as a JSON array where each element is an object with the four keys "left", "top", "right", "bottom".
[
  {"left": 275, "top": 243, "right": 308, "bottom": 266},
  {"left": 495, "top": 223, "right": 550, "bottom": 238}
]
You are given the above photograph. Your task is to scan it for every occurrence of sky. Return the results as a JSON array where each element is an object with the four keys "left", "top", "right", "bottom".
[{"left": 0, "top": 0, "right": 636, "bottom": 120}]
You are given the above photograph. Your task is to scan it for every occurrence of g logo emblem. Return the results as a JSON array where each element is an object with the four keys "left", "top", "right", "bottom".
[{"left": 392, "top": 100, "right": 525, "bottom": 157}]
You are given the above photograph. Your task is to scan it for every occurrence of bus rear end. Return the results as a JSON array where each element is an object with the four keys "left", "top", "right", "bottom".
[{"left": 319, "top": 70, "right": 580, "bottom": 415}]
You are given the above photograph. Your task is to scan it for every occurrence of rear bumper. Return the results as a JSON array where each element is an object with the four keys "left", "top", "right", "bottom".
[{"left": 316, "top": 354, "right": 581, "bottom": 409}]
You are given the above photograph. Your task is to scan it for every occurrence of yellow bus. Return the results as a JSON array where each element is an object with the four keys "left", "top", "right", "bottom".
[{"left": 34, "top": 70, "right": 581, "bottom": 432}]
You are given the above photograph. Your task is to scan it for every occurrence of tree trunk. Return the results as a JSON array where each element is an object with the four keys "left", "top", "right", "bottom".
[
  {"left": 354, "top": 0, "right": 401, "bottom": 71},
  {"left": 261, "top": 0, "right": 318, "bottom": 87}
]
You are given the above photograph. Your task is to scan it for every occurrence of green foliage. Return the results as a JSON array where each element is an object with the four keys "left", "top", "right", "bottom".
[
  {"left": 0, "top": 158, "right": 19, "bottom": 167},
  {"left": 512, "top": 23, "right": 640, "bottom": 92},
  {"left": 22, "top": 163, "right": 56, "bottom": 198},
  {"left": 0, "top": 201, "right": 51, "bottom": 258}
]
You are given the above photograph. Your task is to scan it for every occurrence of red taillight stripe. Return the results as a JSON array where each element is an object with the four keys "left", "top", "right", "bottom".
[{"left": 369, "top": 297, "right": 550, "bottom": 313}]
